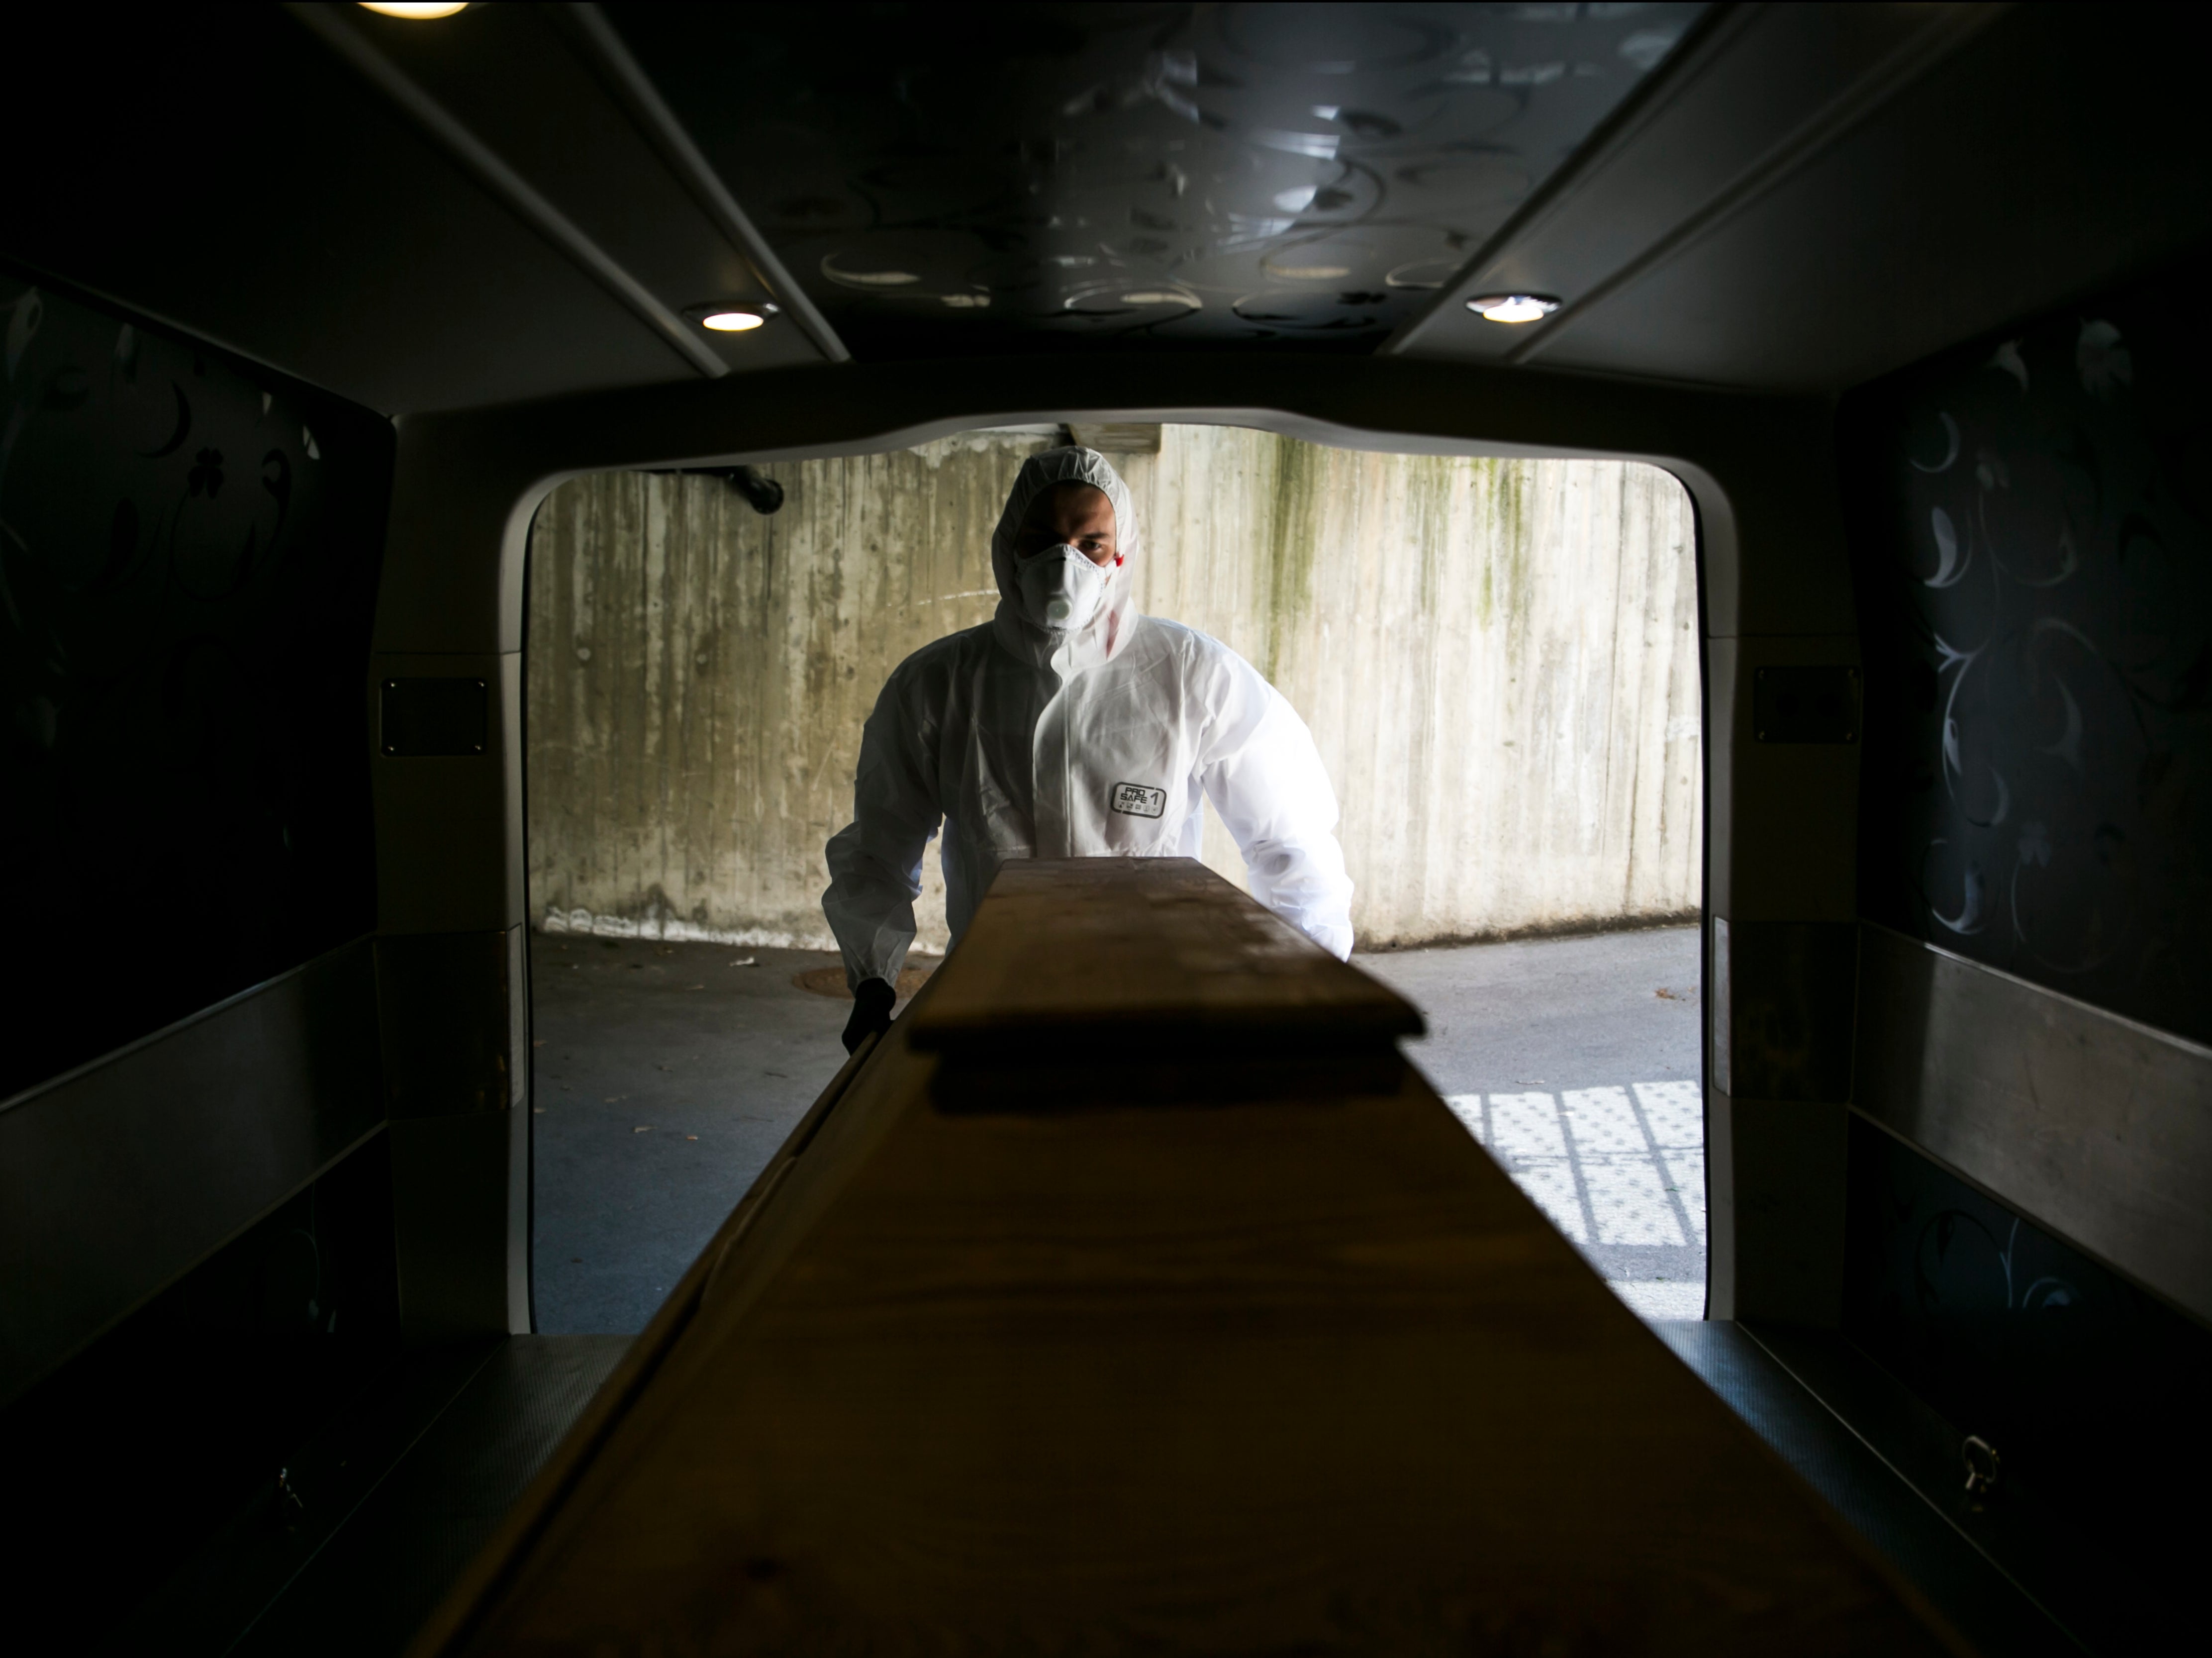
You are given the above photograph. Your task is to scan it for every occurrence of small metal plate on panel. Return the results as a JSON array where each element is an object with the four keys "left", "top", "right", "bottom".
[
  {"left": 381, "top": 678, "right": 488, "bottom": 756},
  {"left": 1754, "top": 666, "right": 1859, "bottom": 744}
]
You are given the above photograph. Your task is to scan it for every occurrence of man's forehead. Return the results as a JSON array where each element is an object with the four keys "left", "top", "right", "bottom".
[{"left": 1023, "top": 480, "right": 1114, "bottom": 522}]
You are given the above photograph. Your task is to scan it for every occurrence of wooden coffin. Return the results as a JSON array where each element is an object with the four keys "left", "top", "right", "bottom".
[{"left": 411, "top": 858, "right": 1959, "bottom": 1656}]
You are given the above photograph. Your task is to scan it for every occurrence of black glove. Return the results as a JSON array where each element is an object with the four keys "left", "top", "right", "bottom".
[{"left": 841, "top": 976, "right": 896, "bottom": 1054}]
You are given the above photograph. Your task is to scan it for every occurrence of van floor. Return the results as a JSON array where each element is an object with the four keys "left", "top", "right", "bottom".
[
  {"left": 529, "top": 925, "right": 1704, "bottom": 1334},
  {"left": 219, "top": 924, "right": 2071, "bottom": 1658}
]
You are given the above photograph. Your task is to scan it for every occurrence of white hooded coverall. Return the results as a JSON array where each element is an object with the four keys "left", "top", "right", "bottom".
[{"left": 822, "top": 446, "right": 1354, "bottom": 986}]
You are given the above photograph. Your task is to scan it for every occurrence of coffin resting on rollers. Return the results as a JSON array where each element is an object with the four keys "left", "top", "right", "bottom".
[{"left": 410, "top": 858, "right": 1957, "bottom": 1656}]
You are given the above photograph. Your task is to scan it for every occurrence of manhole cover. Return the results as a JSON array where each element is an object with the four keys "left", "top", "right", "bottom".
[{"left": 792, "top": 963, "right": 936, "bottom": 1000}]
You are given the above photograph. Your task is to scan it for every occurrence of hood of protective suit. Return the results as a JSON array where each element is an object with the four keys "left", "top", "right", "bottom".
[{"left": 989, "top": 446, "right": 1143, "bottom": 674}]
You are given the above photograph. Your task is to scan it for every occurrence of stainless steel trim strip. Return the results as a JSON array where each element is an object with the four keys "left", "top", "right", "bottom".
[
  {"left": 287, "top": 2, "right": 729, "bottom": 380},
  {"left": 0, "top": 934, "right": 367, "bottom": 1117},
  {"left": 1854, "top": 920, "right": 2212, "bottom": 1326},
  {"left": 562, "top": 2, "right": 853, "bottom": 365},
  {"left": 0, "top": 940, "right": 386, "bottom": 1402},
  {"left": 1374, "top": 4, "right": 1763, "bottom": 361},
  {"left": 1498, "top": 4, "right": 2001, "bottom": 371}
]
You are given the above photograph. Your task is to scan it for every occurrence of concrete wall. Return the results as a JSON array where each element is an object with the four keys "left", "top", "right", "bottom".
[{"left": 526, "top": 427, "right": 1700, "bottom": 952}]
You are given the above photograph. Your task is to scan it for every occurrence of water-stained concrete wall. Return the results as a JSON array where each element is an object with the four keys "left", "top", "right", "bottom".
[{"left": 527, "top": 427, "right": 1700, "bottom": 952}]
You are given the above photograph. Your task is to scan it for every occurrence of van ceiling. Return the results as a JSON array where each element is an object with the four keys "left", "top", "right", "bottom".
[
  {"left": 606, "top": 0, "right": 1709, "bottom": 359},
  {"left": 7, "top": 3, "right": 2204, "bottom": 417}
]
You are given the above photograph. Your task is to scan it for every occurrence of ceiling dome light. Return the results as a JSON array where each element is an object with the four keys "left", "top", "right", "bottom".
[
  {"left": 699, "top": 309, "right": 768, "bottom": 332},
  {"left": 359, "top": 2, "right": 471, "bottom": 17},
  {"left": 1467, "top": 293, "right": 1560, "bottom": 324}
]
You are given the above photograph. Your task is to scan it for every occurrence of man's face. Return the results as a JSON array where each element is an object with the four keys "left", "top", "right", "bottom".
[{"left": 1012, "top": 482, "right": 1118, "bottom": 567}]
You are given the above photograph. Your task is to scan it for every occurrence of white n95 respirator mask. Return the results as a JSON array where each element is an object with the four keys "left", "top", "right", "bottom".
[{"left": 1017, "top": 545, "right": 1108, "bottom": 635}]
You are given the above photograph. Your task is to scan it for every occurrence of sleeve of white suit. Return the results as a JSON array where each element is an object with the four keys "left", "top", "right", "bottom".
[
  {"left": 1197, "top": 656, "right": 1356, "bottom": 960},
  {"left": 822, "top": 670, "right": 941, "bottom": 989}
]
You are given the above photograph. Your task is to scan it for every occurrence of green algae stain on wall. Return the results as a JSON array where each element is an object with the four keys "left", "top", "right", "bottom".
[
  {"left": 528, "top": 426, "right": 1700, "bottom": 953},
  {"left": 1407, "top": 454, "right": 1456, "bottom": 622},
  {"left": 1494, "top": 460, "right": 1539, "bottom": 668},
  {"left": 1261, "top": 432, "right": 1326, "bottom": 686}
]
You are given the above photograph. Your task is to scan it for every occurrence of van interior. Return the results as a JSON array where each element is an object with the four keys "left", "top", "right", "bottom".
[{"left": 3, "top": 5, "right": 2207, "bottom": 1654}]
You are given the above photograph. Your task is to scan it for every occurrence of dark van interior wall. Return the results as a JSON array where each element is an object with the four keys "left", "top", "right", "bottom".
[
  {"left": 0, "top": 274, "right": 393, "bottom": 1099},
  {"left": 1850, "top": 258, "right": 2212, "bottom": 1042},
  {"left": 0, "top": 1137, "right": 403, "bottom": 1649},
  {"left": 1843, "top": 255, "right": 2212, "bottom": 1600},
  {"left": 1841, "top": 1118, "right": 2212, "bottom": 1603},
  {"left": 0, "top": 275, "right": 395, "bottom": 1414},
  {"left": 1846, "top": 255, "right": 2212, "bottom": 1321},
  {"left": 0, "top": 274, "right": 404, "bottom": 1647}
]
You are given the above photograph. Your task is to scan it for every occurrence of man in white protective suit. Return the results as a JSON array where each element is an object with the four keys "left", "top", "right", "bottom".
[{"left": 821, "top": 444, "right": 1355, "bottom": 1053}]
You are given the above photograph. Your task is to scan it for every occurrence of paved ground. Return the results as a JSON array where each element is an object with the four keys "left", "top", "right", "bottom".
[
  {"left": 1359, "top": 928, "right": 1707, "bottom": 1319},
  {"left": 530, "top": 925, "right": 1704, "bottom": 1333},
  {"left": 529, "top": 936, "right": 858, "bottom": 1334}
]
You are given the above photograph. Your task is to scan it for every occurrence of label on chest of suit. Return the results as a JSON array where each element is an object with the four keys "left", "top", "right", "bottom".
[{"left": 1110, "top": 781, "right": 1167, "bottom": 819}]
